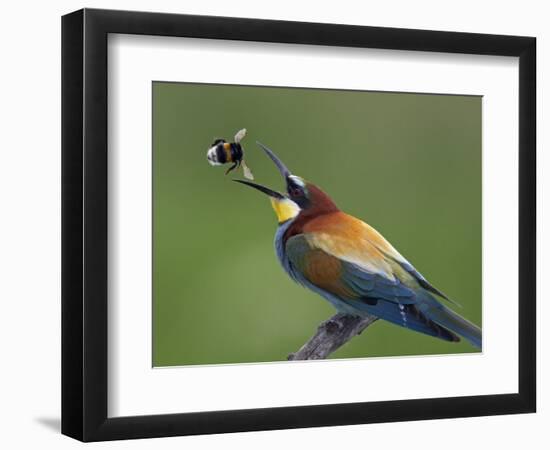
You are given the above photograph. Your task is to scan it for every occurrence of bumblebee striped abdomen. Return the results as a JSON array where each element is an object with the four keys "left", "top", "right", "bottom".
[
  {"left": 206, "top": 128, "right": 253, "bottom": 179},
  {"left": 207, "top": 140, "right": 243, "bottom": 166}
]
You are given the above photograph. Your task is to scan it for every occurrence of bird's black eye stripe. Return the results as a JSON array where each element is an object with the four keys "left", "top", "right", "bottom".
[
  {"left": 290, "top": 187, "right": 302, "bottom": 197},
  {"left": 287, "top": 181, "right": 303, "bottom": 197}
]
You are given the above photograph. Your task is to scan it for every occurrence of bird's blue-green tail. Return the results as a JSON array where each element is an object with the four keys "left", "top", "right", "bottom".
[{"left": 421, "top": 296, "right": 482, "bottom": 349}]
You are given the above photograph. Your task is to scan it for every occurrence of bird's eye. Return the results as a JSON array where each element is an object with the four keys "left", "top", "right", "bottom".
[{"left": 290, "top": 187, "right": 302, "bottom": 197}]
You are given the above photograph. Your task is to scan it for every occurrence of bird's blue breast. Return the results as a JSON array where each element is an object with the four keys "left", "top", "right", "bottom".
[
  {"left": 274, "top": 220, "right": 297, "bottom": 280},
  {"left": 273, "top": 220, "right": 360, "bottom": 315}
]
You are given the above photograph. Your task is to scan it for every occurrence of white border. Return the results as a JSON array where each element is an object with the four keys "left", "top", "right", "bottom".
[{"left": 108, "top": 34, "right": 519, "bottom": 417}]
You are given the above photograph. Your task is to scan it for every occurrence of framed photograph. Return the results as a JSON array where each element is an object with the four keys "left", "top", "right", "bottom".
[{"left": 61, "top": 8, "right": 536, "bottom": 442}]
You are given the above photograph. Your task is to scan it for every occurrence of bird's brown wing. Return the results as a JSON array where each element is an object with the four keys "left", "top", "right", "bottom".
[
  {"left": 285, "top": 234, "right": 462, "bottom": 342},
  {"left": 285, "top": 234, "right": 416, "bottom": 304}
]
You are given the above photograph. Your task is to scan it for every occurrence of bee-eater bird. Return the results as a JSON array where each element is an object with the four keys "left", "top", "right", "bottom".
[{"left": 235, "top": 142, "right": 482, "bottom": 349}]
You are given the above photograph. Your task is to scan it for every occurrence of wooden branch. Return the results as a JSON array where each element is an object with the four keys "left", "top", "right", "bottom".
[{"left": 288, "top": 313, "right": 379, "bottom": 361}]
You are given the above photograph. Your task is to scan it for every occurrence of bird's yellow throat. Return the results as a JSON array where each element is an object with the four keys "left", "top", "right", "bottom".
[{"left": 270, "top": 198, "right": 300, "bottom": 223}]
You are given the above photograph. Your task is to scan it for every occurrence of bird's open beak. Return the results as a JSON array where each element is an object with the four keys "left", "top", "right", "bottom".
[
  {"left": 233, "top": 179, "right": 284, "bottom": 199},
  {"left": 234, "top": 142, "right": 300, "bottom": 223},
  {"left": 233, "top": 141, "right": 292, "bottom": 198}
]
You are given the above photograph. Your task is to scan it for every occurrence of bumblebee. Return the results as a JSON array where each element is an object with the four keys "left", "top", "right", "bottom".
[{"left": 206, "top": 128, "right": 254, "bottom": 180}]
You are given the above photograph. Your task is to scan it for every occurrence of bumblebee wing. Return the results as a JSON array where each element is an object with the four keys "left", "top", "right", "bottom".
[
  {"left": 234, "top": 128, "right": 247, "bottom": 143},
  {"left": 241, "top": 160, "right": 254, "bottom": 180}
]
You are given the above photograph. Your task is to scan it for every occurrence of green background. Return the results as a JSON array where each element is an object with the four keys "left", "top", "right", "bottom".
[{"left": 153, "top": 82, "right": 481, "bottom": 367}]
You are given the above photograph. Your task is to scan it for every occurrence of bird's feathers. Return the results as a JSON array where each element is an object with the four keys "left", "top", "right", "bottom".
[
  {"left": 301, "top": 212, "right": 400, "bottom": 281},
  {"left": 286, "top": 234, "right": 416, "bottom": 303},
  {"left": 282, "top": 212, "right": 481, "bottom": 348},
  {"left": 415, "top": 297, "right": 481, "bottom": 348},
  {"left": 300, "top": 212, "right": 459, "bottom": 304}
]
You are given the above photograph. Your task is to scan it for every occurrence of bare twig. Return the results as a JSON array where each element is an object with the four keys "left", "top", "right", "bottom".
[{"left": 288, "top": 313, "right": 379, "bottom": 361}]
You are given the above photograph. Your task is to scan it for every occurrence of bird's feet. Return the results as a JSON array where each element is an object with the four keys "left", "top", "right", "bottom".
[{"left": 319, "top": 316, "right": 345, "bottom": 334}]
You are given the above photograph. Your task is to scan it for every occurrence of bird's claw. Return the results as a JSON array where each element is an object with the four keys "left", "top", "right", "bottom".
[{"left": 321, "top": 318, "right": 343, "bottom": 334}]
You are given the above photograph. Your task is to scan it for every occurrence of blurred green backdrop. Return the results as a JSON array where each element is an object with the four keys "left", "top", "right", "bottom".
[{"left": 153, "top": 82, "right": 481, "bottom": 367}]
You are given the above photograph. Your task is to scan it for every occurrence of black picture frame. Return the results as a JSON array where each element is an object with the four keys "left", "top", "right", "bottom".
[{"left": 62, "top": 8, "right": 536, "bottom": 442}]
